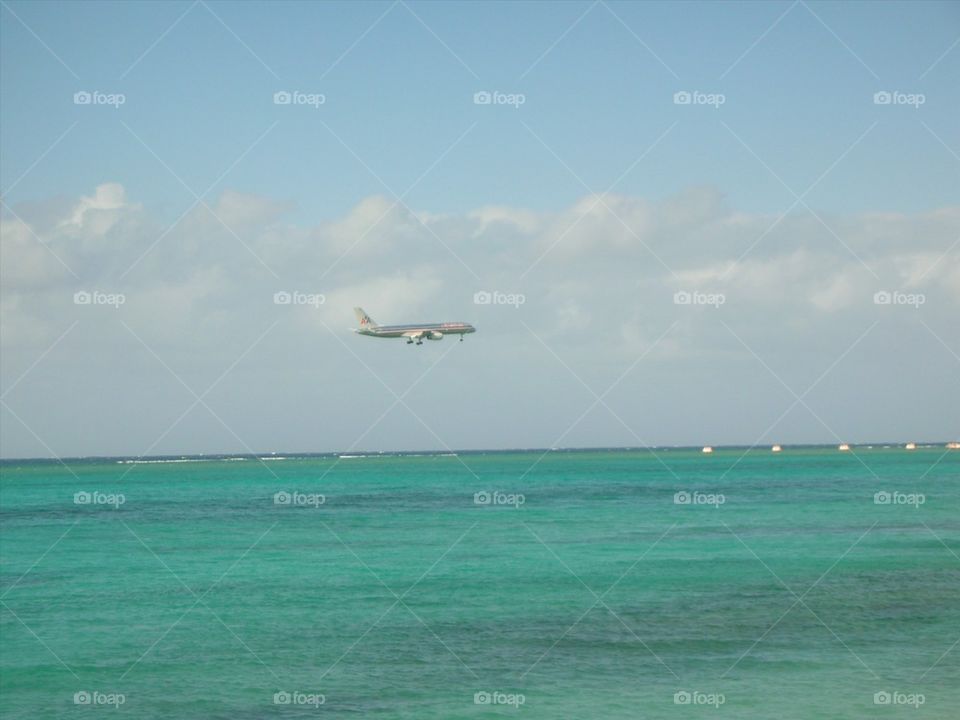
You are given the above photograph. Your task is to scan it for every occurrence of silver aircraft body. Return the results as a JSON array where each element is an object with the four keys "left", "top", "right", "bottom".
[{"left": 353, "top": 308, "right": 476, "bottom": 345}]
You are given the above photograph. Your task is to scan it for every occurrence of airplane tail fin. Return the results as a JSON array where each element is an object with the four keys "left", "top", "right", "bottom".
[{"left": 353, "top": 307, "right": 378, "bottom": 329}]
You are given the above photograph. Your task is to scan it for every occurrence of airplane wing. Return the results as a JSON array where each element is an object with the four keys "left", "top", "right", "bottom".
[{"left": 402, "top": 330, "right": 426, "bottom": 340}]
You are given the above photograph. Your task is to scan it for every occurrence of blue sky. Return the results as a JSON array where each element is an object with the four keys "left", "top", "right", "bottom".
[
  {"left": 3, "top": 0, "right": 958, "bottom": 222},
  {"left": 1, "top": 1, "right": 958, "bottom": 457}
]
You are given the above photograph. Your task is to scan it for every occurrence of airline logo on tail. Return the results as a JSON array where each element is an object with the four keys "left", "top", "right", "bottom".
[{"left": 353, "top": 307, "right": 377, "bottom": 328}]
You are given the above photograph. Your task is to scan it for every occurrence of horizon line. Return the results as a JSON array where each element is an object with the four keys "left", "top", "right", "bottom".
[{"left": 2, "top": 441, "right": 958, "bottom": 464}]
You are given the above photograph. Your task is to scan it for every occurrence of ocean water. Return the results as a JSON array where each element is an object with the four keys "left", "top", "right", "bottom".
[{"left": 1, "top": 447, "right": 958, "bottom": 718}]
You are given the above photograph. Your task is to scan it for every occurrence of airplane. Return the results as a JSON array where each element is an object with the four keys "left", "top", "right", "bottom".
[{"left": 353, "top": 308, "right": 476, "bottom": 345}]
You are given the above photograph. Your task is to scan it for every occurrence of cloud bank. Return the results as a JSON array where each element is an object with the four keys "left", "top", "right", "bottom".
[{"left": 1, "top": 184, "right": 957, "bottom": 457}]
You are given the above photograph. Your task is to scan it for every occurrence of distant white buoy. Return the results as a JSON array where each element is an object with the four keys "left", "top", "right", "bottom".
[
  {"left": 838, "top": 443, "right": 851, "bottom": 451},
  {"left": 905, "top": 442, "right": 916, "bottom": 450},
  {"left": 771, "top": 444, "right": 782, "bottom": 453},
  {"left": 702, "top": 446, "right": 714, "bottom": 454}
]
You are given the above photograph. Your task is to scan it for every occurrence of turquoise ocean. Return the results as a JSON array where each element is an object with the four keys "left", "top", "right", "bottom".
[{"left": 1, "top": 447, "right": 958, "bottom": 718}]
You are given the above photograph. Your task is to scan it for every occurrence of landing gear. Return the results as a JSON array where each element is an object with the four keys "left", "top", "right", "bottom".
[
  {"left": 459, "top": 336, "right": 463, "bottom": 342},
  {"left": 406, "top": 339, "right": 414, "bottom": 345}
]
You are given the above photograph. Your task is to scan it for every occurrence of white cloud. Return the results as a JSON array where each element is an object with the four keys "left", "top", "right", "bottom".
[
  {"left": 2, "top": 182, "right": 958, "bottom": 456},
  {"left": 58, "top": 182, "right": 135, "bottom": 235},
  {"left": 467, "top": 205, "right": 542, "bottom": 237}
]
